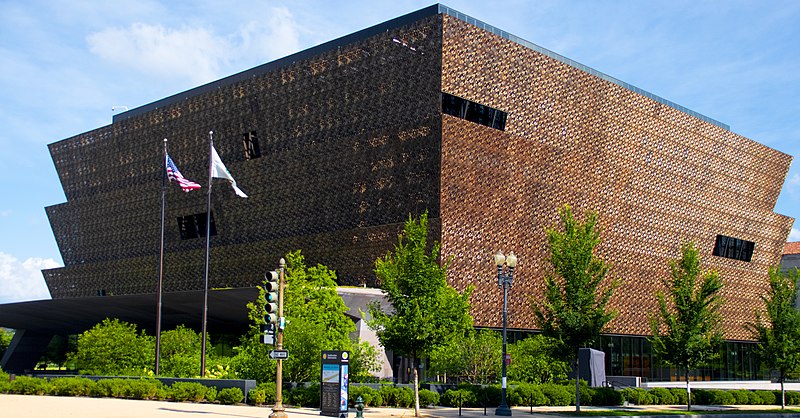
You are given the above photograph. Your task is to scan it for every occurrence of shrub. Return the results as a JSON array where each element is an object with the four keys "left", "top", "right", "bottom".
[
  {"left": 648, "top": 387, "right": 675, "bottom": 405},
  {"left": 418, "top": 388, "right": 440, "bottom": 408},
  {"left": 204, "top": 386, "right": 217, "bottom": 403},
  {"left": 48, "top": 377, "right": 96, "bottom": 396},
  {"left": 620, "top": 387, "right": 652, "bottom": 405},
  {"left": 784, "top": 390, "right": 800, "bottom": 406},
  {"left": 756, "top": 390, "right": 775, "bottom": 405},
  {"left": 746, "top": 390, "right": 762, "bottom": 405},
  {"left": 539, "top": 383, "right": 574, "bottom": 406},
  {"left": 256, "top": 382, "right": 276, "bottom": 405},
  {"left": 349, "top": 385, "right": 378, "bottom": 406},
  {"left": 730, "top": 390, "right": 750, "bottom": 405},
  {"left": 248, "top": 388, "right": 267, "bottom": 405},
  {"left": 591, "top": 387, "right": 623, "bottom": 406},
  {"left": 9, "top": 376, "right": 49, "bottom": 395},
  {"left": 127, "top": 379, "right": 161, "bottom": 400},
  {"left": 441, "top": 388, "right": 477, "bottom": 407},
  {"left": 91, "top": 378, "right": 124, "bottom": 397},
  {"left": 378, "top": 385, "right": 414, "bottom": 407},
  {"left": 217, "top": 387, "right": 244, "bottom": 405},
  {"left": 509, "top": 383, "right": 547, "bottom": 406},
  {"left": 288, "top": 383, "right": 320, "bottom": 407},
  {"left": 170, "top": 382, "right": 208, "bottom": 402},
  {"left": 693, "top": 389, "right": 735, "bottom": 405},
  {"left": 476, "top": 385, "right": 501, "bottom": 406},
  {"left": 670, "top": 387, "right": 688, "bottom": 405}
]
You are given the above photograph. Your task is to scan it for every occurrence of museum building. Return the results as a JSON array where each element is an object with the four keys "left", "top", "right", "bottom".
[{"left": 0, "top": 4, "right": 793, "bottom": 380}]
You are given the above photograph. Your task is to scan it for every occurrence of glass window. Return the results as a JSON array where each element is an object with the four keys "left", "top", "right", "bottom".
[{"left": 442, "top": 92, "right": 508, "bottom": 131}]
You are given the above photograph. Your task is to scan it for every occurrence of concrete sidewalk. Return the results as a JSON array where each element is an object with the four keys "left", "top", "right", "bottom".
[{"left": 2, "top": 394, "right": 800, "bottom": 418}]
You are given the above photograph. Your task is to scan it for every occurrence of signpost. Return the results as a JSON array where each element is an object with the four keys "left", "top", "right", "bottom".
[{"left": 320, "top": 350, "right": 350, "bottom": 418}]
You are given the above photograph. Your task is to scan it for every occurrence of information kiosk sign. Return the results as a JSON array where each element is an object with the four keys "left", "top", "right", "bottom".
[{"left": 320, "top": 350, "right": 349, "bottom": 418}]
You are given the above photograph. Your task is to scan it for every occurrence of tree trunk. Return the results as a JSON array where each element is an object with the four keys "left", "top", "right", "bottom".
[
  {"left": 575, "top": 350, "right": 581, "bottom": 413},
  {"left": 413, "top": 359, "right": 420, "bottom": 417},
  {"left": 685, "top": 368, "right": 691, "bottom": 411},
  {"left": 781, "top": 374, "right": 786, "bottom": 410}
]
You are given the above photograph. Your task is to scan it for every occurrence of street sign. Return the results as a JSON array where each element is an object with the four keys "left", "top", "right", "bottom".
[{"left": 269, "top": 349, "right": 289, "bottom": 359}]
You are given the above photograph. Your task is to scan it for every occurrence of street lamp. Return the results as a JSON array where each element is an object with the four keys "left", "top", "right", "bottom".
[{"left": 494, "top": 250, "right": 517, "bottom": 416}]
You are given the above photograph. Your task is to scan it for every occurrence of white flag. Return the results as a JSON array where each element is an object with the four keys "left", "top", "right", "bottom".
[{"left": 211, "top": 145, "right": 248, "bottom": 198}]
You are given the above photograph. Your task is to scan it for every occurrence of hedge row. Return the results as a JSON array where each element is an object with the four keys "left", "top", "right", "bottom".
[
  {"left": 2, "top": 374, "right": 798, "bottom": 408},
  {"left": 0, "top": 376, "right": 244, "bottom": 405}
]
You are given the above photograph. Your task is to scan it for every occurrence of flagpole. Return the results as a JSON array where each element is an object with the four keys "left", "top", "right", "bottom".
[
  {"left": 200, "top": 131, "right": 214, "bottom": 377},
  {"left": 156, "top": 138, "right": 168, "bottom": 376}
]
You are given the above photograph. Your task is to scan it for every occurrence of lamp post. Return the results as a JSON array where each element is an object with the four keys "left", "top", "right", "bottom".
[{"left": 494, "top": 250, "right": 517, "bottom": 416}]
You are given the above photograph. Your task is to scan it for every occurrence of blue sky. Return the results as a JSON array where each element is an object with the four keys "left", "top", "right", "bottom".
[{"left": 1, "top": 0, "right": 799, "bottom": 303}]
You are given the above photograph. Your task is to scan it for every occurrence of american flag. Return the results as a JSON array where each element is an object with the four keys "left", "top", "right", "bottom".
[{"left": 166, "top": 155, "right": 201, "bottom": 192}]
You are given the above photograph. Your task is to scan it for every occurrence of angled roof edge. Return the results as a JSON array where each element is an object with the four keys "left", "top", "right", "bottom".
[{"left": 114, "top": 3, "right": 729, "bottom": 131}]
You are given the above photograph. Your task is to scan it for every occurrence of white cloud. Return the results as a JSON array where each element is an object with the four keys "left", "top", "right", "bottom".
[
  {"left": 0, "top": 252, "right": 59, "bottom": 304},
  {"left": 86, "top": 7, "right": 301, "bottom": 85},
  {"left": 789, "top": 227, "right": 800, "bottom": 242}
]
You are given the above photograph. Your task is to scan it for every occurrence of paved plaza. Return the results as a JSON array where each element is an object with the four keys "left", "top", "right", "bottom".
[{"left": 3, "top": 394, "right": 800, "bottom": 418}]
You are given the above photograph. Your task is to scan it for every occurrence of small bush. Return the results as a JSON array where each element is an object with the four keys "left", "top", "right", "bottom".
[
  {"left": 170, "top": 382, "right": 208, "bottom": 402},
  {"left": 288, "top": 383, "right": 320, "bottom": 407},
  {"left": 620, "top": 387, "right": 652, "bottom": 405},
  {"left": 418, "top": 388, "right": 440, "bottom": 408},
  {"left": 648, "top": 387, "right": 675, "bottom": 405},
  {"left": 539, "top": 383, "right": 574, "bottom": 406},
  {"left": 217, "top": 387, "right": 244, "bottom": 405},
  {"left": 730, "top": 390, "right": 750, "bottom": 405},
  {"left": 48, "top": 377, "right": 96, "bottom": 396},
  {"left": 693, "top": 389, "right": 735, "bottom": 405},
  {"left": 128, "top": 379, "right": 161, "bottom": 400},
  {"left": 783, "top": 390, "right": 800, "bottom": 406},
  {"left": 378, "top": 385, "right": 414, "bottom": 407},
  {"left": 755, "top": 390, "right": 775, "bottom": 405},
  {"left": 591, "top": 387, "right": 623, "bottom": 406},
  {"left": 349, "top": 385, "right": 378, "bottom": 407},
  {"left": 248, "top": 388, "right": 267, "bottom": 405},
  {"left": 441, "top": 388, "right": 477, "bottom": 407},
  {"left": 509, "top": 383, "right": 547, "bottom": 406},
  {"left": 9, "top": 376, "right": 49, "bottom": 395},
  {"left": 670, "top": 387, "right": 688, "bottom": 405},
  {"left": 256, "top": 382, "right": 276, "bottom": 405},
  {"left": 204, "top": 386, "right": 217, "bottom": 403},
  {"left": 746, "top": 390, "right": 762, "bottom": 405},
  {"left": 476, "top": 385, "right": 501, "bottom": 406}
]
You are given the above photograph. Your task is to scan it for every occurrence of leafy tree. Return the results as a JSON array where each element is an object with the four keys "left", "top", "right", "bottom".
[
  {"left": 368, "top": 212, "right": 473, "bottom": 417},
  {"left": 429, "top": 329, "right": 501, "bottom": 384},
  {"left": 159, "top": 325, "right": 204, "bottom": 377},
  {"left": 69, "top": 318, "right": 154, "bottom": 376},
  {"left": 746, "top": 267, "right": 800, "bottom": 409},
  {"left": 507, "top": 334, "right": 570, "bottom": 384},
  {"left": 232, "top": 250, "right": 354, "bottom": 383},
  {"left": 649, "top": 242, "right": 723, "bottom": 411},
  {"left": 349, "top": 340, "right": 383, "bottom": 383},
  {"left": 0, "top": 328, "right": 14, "bottom": 360},
  {"left": 532, "top": 205, "right": 617, "bottom": 412}
]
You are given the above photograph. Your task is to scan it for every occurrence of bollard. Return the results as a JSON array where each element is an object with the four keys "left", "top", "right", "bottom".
[{"left": 355, "top": 395, "right": 364, "bottom": 418}]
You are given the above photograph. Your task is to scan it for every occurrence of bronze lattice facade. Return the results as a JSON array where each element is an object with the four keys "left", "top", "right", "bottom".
[{"left": 44, "top": 5, "right": 792, "bottom": 342}]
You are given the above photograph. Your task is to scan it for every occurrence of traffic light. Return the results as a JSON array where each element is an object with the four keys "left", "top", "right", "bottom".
[{"left": 264, "top": 270, "right": 279, "bottom": 319}]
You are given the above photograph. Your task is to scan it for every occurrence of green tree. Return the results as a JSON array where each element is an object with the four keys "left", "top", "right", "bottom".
[
  {"left": 746, "top": 267, "right": 800, "bottom": 409},
  {"left": 0, "top": 328, "right": 14, "bottom": 360},
  {"left": 232, "top": 250, "right": 354, "bottom": 383},
  {"left": 159, "top": 325, "right": 204, "bottom": 377},
  {"left": 649, "top": 242, "right": 723, "bottom": 411},
  {"left": 532, "top": 205, "right": 617, "bottom": 412},
  {"left": 368, "top": 212, "right": 473, "bottom": 417},
  {"left": 429, "top": 329, "right": 501, "bottom": 384},
  {"left": 507, "top": 334, "right": 569, "bottom": 384},
  {"left": 350, "top": 340, "right": 383, "bottom": 383},
  {"left": 69, "top": 318, "right": 154, "bottom": 376}
]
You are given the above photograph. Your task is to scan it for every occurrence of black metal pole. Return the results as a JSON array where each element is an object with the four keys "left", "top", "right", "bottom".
[
  {"left": 496, "top": 263, "right": 512, "bottom": 416},
  {"left": 155, "top": 138, "right": 167, "bottom": 375},
  {"left": 200, "top": 131, "right": 214, "bottom": 377}
]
